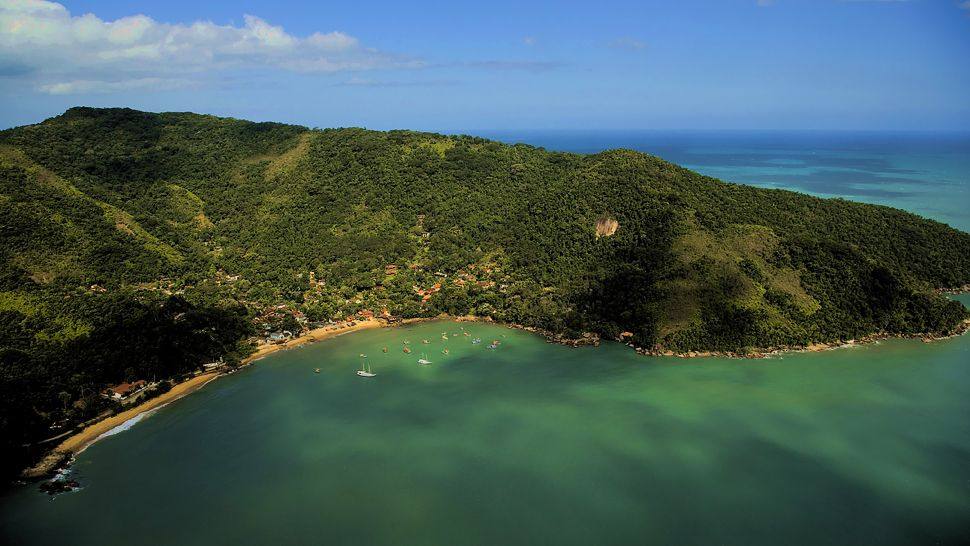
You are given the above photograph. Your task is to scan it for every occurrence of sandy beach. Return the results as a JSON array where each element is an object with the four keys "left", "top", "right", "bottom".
[
  {"left": 23, "top": 318, "right": 387, "bottom": 478},
  {"left": 241, "top": 319, "right": 384, "bottom": 365}
]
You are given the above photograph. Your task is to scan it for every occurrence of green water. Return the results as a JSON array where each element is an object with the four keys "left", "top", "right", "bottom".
[{"left": 3, "top": 302, "right": 970, "bottom": 545}]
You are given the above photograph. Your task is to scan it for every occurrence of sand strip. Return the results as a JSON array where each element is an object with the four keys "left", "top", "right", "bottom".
[{"left": 23, "top": 318, "right": 387, "bottom": 478}]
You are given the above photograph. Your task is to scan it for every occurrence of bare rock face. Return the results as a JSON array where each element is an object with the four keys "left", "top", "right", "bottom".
[{"left": 595, "top": 216, "right": 619, "bottom": 238}]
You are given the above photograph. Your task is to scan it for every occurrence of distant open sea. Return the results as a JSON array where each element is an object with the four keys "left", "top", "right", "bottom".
[{"left": 478, "top": 131, "right": 970, "bottom": 233}]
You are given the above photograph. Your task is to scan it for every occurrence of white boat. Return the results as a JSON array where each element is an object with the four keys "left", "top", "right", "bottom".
[
  {"left": 357, "top": 355, "right": 376, "bottom": 377},
  {"left": 417, "top": 352, "right": 432, "bottom": 365}
]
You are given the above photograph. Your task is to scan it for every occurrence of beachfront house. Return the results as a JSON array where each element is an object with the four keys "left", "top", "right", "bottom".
[
  {"left": 102, "top": 380, "right": 147, "bottom": 401},
  {"left": 267, "top": 331, "right": 294, "bottom": 343},
  {"left": 203, "top": 359, "right": 225, "bottom": 371}
]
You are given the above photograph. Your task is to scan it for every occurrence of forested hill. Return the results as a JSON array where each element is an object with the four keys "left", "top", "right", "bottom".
[{"left": 2, "top": 107, "right": 969, "bottom": 476}]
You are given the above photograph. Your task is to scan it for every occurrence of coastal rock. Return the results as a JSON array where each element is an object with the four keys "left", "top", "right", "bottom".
[
  {"left": 39, "top": 478, "right": 81, "bottom": 495},
  {"left": 22, "top": 450, "right": 71, "bottom": 480}
]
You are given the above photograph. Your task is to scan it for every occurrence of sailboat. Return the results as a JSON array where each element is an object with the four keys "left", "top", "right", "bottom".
[
  {"left": 356, "top": 354, "right": 375, "bottom": 377},
  {"left": 417, "top": 352, "right": 432, "bottom": 365}
]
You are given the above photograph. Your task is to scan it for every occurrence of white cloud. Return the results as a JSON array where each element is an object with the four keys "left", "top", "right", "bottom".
[
  {"left": 335, "top": 77, "right": 457, "bottom": 88},
  {"left": 608, "top": 37, "right": 647, "bottom": 51},
  {"left": 462, "top": 60, "right": 563, "bottom": 72},
  {"left": 0, "top": 0, "right": 421, "bottom": 94},
  {"left": 960, "top": 1, "right": 970, "bottom": 10},
  {"left": 38, "top": 77, "right": 193, "bottom": 95}
]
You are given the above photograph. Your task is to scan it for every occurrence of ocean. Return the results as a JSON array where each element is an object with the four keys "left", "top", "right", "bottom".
[
  {"left": 479, "top": 131, "right": 970, "bottom": 232},
  {"left": 2, "top": 310, "right": 968, "bottom": 546}
]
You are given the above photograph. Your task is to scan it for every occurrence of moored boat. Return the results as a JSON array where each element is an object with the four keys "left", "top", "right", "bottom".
[{"left": 357, "top": 355, "right": 376, "bottom": 377}]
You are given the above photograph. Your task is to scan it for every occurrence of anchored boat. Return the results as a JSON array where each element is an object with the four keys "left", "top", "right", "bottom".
[{"left": 356, "top": 354, "right": 376, "bottom": 377}]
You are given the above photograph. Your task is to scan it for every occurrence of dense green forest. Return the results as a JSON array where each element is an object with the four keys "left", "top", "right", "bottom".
[{"left": 1, "top": 107, "right": 969, "bottom": 478}]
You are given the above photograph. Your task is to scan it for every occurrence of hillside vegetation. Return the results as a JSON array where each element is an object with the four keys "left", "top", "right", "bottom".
[{"left": 1, "top": 107, "right": 968, "bottom": 476}]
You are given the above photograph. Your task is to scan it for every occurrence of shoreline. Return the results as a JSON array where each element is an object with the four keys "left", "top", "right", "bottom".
[
  {"left": 240, "top": 318, "right": 386, "bottom": 365},
  {"left": 22, "top": 318, "right": 389, "bottom": 479},
  {"left": 501, "top": 317, "right": 970, "bottom": 359},
  {"left": 632, "top": 319, "right": 970, "bottom": 359},
  {"left": 23, "top": 372, "right": 221, "bottom": 479},
  {"left": 22, "top": 310, "right": 970, "bottom": 479}
]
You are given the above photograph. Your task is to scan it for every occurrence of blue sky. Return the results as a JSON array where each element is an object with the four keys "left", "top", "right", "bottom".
[{"left": 1, "top": 0, "right": 969, "bottom": 131}]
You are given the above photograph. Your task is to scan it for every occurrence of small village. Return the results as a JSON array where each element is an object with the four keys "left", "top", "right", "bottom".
[{"left": 254, "top": 257, "right": 510, "bottom": 345}]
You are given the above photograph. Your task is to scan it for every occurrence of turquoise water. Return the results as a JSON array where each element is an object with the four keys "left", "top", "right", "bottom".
[
  {"left": 481, "top": 131, "right": 970, "bottom": 232},
  {"left": 2, "top": 298, "right": 970, "bottom": 545},
  {"left": 2, "top": 133, "right": 968, "bottom": 544}
]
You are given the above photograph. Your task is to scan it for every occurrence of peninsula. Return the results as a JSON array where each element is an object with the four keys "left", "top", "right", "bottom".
[{"left": 1, "top": 107, "right": 968, "bottom": 479}]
